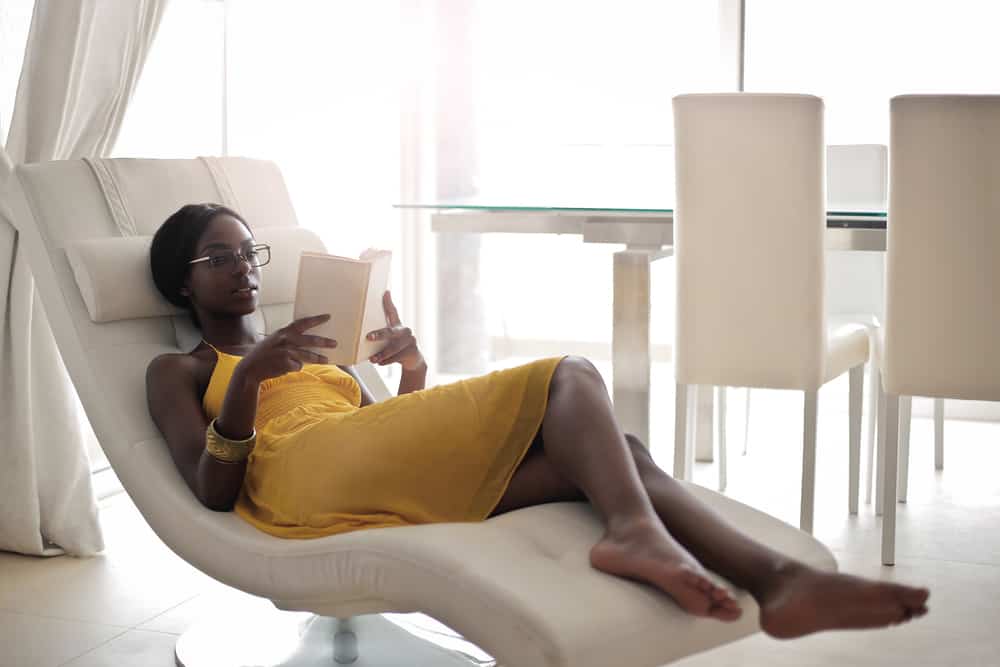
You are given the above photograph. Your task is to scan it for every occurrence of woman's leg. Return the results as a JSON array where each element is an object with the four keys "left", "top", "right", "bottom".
[
  {"left": 620, "top": 435, "right": 929, "bottom": 638},
  {"left": 502, "top": 356, "right": 740, "bottom": 620},
  {"left": 494, "top": 357, "right": 928, "bottom": 637}
]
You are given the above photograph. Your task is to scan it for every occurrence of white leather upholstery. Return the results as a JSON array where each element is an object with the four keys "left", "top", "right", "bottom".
[
  {"left": 672, "top": 94, "right": 869, "bottom": 533},
  {"left": 64, "top": 227, "right": 323, "bottom": 322},
  {"left": 884, "top": 95, "right": 1000, "bottom": 400},
  {"left": 673, "top": 94, "right": 869, "bottom": 391},
  {"left": 10, "top": 156, "right": 836, "bottom": 667},
  {"left": 672, "top": 93, "right": 870, "bottom": 388},
  {"left": 879, "top": 95, "right": 1000, "bottom": 565},
  {"left": 824, "top": 322, "right": 870, "bottom": 384},
  {"left": 65, "top": 235, "right": 183, "bottom": 322}
]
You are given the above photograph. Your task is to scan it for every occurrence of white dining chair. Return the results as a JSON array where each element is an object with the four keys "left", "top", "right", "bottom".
[
  {"left": 672, "top": 93, "right": 870, "bottom": 535},
  {"left": 825, "top": 145, "right": 944, "bottom": 508},
  {"left": 738, "top": 144, "right": 886, "bottom": 510},
  {"left": 715, "top": 144, "right": 944, "bottom": 510},
  {"left": 878, "top": 94, "right": 1000, "bottom": 565}
]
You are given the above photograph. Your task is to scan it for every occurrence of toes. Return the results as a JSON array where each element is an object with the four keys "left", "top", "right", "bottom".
[
  {"left": 719, "top": 595, "right": 741, "bottom": 609},
  {"left": 710, "top": 586, "right": 735, "bottom": 602},
  {"left": 680, "top": 569, "right": 718, "bottom": 596},
  {"left": 895, "top": 585, "right": 930, "bottom": 607},
  {"left": 676, "top": 567, "right": 737, "bottom": 605},
  {"left": 709, "top": 603, "right": 743, "bottom": 622}
]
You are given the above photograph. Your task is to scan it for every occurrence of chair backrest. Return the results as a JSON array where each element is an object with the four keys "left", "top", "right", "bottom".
[
  {"left": 7, "top": 157, "right": 347, "bottom": 584},
  {"left": 884, "top": 95, "right": 1000, "bottom": 400},
  {"left": 672, "top": 93, "right": 827, "bottom": 390}
]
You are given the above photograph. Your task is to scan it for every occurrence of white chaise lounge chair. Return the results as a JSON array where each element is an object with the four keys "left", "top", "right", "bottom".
[{"left": 9, "top": 156, "right": 836, "bottom": 667}]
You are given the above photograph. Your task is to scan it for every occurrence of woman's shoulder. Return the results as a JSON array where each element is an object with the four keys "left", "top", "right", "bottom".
[{"left": 146, "top": 347, "right": 214, "bottom": 387}]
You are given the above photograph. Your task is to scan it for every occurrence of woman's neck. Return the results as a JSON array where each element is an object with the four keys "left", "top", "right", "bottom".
[{"left": 197, "top": 315, "right": 261, "bottom": 348}]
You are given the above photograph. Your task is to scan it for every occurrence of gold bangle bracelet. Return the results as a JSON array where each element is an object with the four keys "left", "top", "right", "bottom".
[{"left": 205, "top": 418, "right": 256, "bottom": 463}]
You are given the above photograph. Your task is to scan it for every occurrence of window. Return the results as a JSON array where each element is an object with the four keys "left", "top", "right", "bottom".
[
  {"left": 745, "top": 0, "right": 1000, "bottom": 143},
  {"left": 225, "top": 1, "right": 402, "bottom": 261},
  {"left": 449, "top": 1, "right": 727, "bottom": 360},
  {"left": 114, "top": 0, "right": 225, "bottom": 157},
  {"left": 0, "top": 0, "right": 33, "bottom": 144}
]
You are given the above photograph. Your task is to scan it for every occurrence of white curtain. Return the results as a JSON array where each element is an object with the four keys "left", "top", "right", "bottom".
[{"left": 0, "top": 0, "right": 166, "bottom": 557}]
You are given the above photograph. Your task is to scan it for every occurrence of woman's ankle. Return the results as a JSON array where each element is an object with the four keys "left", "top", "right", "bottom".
[
  {"left": 750, "top": 559, "right": 811, "bottom": 602},
  {"left": 604, "top": 511, "right": 663, "bottom": 541}
]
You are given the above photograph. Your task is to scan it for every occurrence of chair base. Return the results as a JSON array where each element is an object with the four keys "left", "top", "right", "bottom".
[{"left": 174, "top": 608, "right": 496, "bottom": 667}]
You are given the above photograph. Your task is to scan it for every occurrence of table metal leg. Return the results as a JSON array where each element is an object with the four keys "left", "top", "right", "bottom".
[{"left": 612, "top": 250, "right": 652, "bottom": 446}]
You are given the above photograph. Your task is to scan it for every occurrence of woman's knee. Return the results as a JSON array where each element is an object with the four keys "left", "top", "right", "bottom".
[
  {"left": 624, "top": 433, "right": 651, "bottom": 462},
  {"left": 624, "top": 433, "right": 664, "bottom": 477},
  {"left": 553, "top": 355, "right": 604, "bottom": 388}
]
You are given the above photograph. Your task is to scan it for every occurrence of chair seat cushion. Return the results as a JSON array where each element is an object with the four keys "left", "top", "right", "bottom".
[
  {"left": 824, "top": 321, "right": 872, "bottom": 383},
  {"left": 134, "top": 433, "right": 836, "bottom": 667}
]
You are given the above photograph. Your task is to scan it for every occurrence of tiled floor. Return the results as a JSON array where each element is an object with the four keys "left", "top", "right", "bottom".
[{"left": 2, "top": 362, "right": 999, "bottom": 666}]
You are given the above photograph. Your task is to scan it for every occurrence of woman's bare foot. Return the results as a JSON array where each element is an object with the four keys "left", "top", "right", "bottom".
[
  {"left": 759, "top": 563, "right": 930, "bottom": 639},
  {"left": 590, "top": 516, "right": 742, "bottom": 621}
]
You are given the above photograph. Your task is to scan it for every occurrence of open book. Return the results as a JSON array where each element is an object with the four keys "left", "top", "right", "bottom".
[{"left": 292, "top": 250, "right": 391, "bottom": 365}]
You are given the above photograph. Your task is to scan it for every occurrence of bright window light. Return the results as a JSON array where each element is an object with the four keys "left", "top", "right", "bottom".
[{"left": 746, "top": 0, "right": 1000, "bottom": 143}]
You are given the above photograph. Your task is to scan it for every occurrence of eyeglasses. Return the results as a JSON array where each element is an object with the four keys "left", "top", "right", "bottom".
[{"left": 188, "top": 244, "right": 271, "bottom": 270}]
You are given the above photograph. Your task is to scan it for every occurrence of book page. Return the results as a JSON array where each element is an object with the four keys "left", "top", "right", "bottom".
[
  {"left": 292, "top": 253, "right": 371, "bottom": 365},
  {"left": 356, "top": 251, "right": 392, "bottom": 363}
]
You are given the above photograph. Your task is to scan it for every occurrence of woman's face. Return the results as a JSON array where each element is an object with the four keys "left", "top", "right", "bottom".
[{"left": 182, "top": 214, "right": 262, "bottom": 318}]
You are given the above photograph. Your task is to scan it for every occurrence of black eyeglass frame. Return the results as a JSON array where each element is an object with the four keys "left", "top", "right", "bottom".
[{"left": 188, "top": 243, "right": 271, "bottom": 270}]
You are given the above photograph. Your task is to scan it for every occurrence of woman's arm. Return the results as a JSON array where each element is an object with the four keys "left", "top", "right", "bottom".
[
  {"left": 147, "top": 315, "right": 336, "bottom": 511},
  {"left": 146, "top": 355, "right": 254, "bottom": 511},
  {"left": 397, "top": 361, "right": 427, "bottom": 395},
  {"left": 366, "top": 290, "right": 427, "bottom": 396}
]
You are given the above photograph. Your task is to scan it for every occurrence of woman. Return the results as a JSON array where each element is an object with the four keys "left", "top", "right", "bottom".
[{"left": 147, "top": 203, "right": 929, "bottom": 639}]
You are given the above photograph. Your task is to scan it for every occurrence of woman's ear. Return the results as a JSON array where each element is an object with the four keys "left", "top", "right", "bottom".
[{"left": 179, "top": 283, "right": 191, "bottom": 297}]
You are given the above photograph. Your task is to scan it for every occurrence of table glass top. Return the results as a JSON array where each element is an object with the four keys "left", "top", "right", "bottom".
[{"left": 395, "top": 145, "right": 887, "bottom": 220}]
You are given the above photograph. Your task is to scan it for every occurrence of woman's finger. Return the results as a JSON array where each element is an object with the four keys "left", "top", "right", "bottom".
[
  {"left": 368, "top": 325, "right": 410, "bottom": 342},
  {"left": 288, "top": 313, "right": 332, "bottom": 332},
  {"left": 365, "top": 327, "right": 394, "bottom": 341},
  {"left": 369, "top": 336, "right": 415, "bottom": 364},
  {"left": 375, "top": 349, "right": 411, "bottom": 366},
  {"left": 383, "top": 291, "right": 401, "bottom": 327},
  {"left": 287, "top": 333, "right": 338, "bottom": 348},
  {"left": 289, "top": 347, "right": 328, "bottom": 365}
]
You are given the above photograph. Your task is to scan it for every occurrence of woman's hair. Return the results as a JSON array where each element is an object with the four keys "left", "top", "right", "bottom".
[{"left": 150, "top": 203, "right": 250, "bottom": 325}]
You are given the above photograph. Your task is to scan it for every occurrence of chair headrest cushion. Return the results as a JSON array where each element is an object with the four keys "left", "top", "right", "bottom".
[{"left": 65, "top": 226, "right": 326, "bottom": 323}]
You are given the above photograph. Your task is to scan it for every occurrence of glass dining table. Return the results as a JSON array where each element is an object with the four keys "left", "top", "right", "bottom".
[{"left": 397, "top": 191, "right": 887, "bottom": 449}]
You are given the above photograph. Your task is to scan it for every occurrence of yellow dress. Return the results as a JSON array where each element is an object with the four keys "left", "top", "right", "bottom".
[{"left": 201, "top": 344, "right": 564, "bottom": 539}]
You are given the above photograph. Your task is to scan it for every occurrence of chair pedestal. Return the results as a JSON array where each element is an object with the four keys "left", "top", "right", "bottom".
[{"left": 175, "top": 609, "right": 495, "bottom": 667}]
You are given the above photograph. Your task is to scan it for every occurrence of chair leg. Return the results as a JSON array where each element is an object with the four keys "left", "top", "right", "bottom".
[
  {"left": 685, "top": 386, "right": 697, "bottom": 481},
  {"left": 716, "top": 386, "right": 727, "bottom": 493},
  {"left": 800, "top": 390, "right": 819, "bottom": 534},
  {"left": 875, "top": 369, "right": 886, "bottom": 516},
  {"left": 934, "top": 398, "right": 945, "bottom": 470},
  {"left": 882, "top": 393, "right": 901, "bottom": 566},
  {"left": 742, "top": 387, "right": 751, "bottom": 456},
  {"left": 674, "top": 383, "right": 689, "bottom": 480},
  {"left": 864, "top": 362, "right": 878, "bottom": 504},
  {"left": 848, "top": 365, "right": 863, "bottom": 515},
  {"left": 898, "top": 396, "right": 912, "bottom": 503}
]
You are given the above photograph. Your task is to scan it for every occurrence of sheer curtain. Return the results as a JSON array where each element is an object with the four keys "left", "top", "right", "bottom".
[{"left": 0, "top": 0, "right": 166, "bottom": 557}]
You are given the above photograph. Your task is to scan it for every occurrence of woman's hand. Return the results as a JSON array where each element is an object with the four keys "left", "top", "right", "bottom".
[
  {"left": 236, "top": 314, "right": 338, "bottom": 385},
  {"left": 366, "top": 291, "right": 425, "bottom": 372}
]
